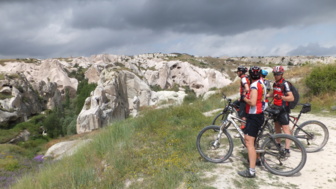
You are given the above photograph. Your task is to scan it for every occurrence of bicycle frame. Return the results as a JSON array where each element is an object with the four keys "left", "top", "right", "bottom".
[
  {"left": 288, "top": 107, "right": 315, "bottom": 140},
  {"left": 218, "top": 111, "right": 280, "bottom": 153},
  {"left": 289, "top": 113, "right": 302, "bottom": 133}
]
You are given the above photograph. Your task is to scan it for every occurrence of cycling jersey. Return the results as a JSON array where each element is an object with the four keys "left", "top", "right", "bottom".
[
  {"left": 240, "top": 74, "right": 250, "bottom": 100},
  {"left": 245, "top": 79, "right": 266, "bottom": 114},
  {"left": 273, "top": 78, "right": 291, "bottom": 107}
]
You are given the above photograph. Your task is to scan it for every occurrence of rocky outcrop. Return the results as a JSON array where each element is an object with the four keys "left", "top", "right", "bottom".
[
  {"left": 223, "top": 56, "right": 336, "bottom": 65},
  {"left": 142, "top": 60, "right": 231, "bottom": 96},
  {"left": 44, "top": 139, "right": 92, "bottom": 160},
  {"left": 9, "top": 53, "right": 328, "bottom": 134},
  {"left": 76, "top": 70, "right": 131, "bottom": 133},
  {"left": 0, "top": 73, "right": 63, "bottom": 127}
]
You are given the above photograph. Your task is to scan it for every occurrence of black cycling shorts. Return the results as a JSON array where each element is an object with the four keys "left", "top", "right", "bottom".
[
  {"left": 244, "top": 113, "right": 264, "bottom": 137},
  {"left": 238, "top": 100, "right": 247, "bottom": 118},
  {"left": 274, "top": 106, "right": 290, "bottom": 125}
]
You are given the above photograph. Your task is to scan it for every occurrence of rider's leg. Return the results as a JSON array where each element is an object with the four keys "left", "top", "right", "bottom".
[
  {"left": 274, "top": 121, "right": 282, "bottom": 133},
  {"left": 274, "top": 121, "right": 282, "bottom": 144},
  {"left": 282, "top": 125, "right": 291, "bottom": 149},
  {"left": 245, "top": 135, "right": 257, "bottom": 169}
]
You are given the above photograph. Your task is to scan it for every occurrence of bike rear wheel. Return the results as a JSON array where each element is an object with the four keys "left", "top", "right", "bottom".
[
  {"left": 212, "top": 109, "right": 239, "bottom": 126},
  {"left": 196, "top": 125, "right": 233, "bottom": 163},
  {"left": 293, "top": 120, "right": 329, "bottom": 153},
  {"left": 212, "top": 113, "right": 225, "bottom": 125},
  {"left": 260, "top": 134, "right": 307, "bottom": 176}
]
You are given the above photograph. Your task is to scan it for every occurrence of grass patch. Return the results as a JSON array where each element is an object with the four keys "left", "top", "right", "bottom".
[{"left": 11, "top": 103, "right": 216, "bottom": 189}]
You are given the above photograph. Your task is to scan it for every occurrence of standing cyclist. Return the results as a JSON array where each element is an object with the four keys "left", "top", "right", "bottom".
[
  {"left": 268, "top": 66, "right": 294, "bottom": 156},
  {"left": 236, "top": 66, "right": 250, "bottom": 131},
  {"left": 238, "top": 66, "right": 266, "bottom": 178}
]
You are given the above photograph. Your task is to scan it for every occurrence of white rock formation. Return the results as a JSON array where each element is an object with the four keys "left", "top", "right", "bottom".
[
  {"left": 143, "top": 60, "right": 231, "bottom": 96},
  {"left": 44, "top": 139, "right": 92, "bottom": 160}
]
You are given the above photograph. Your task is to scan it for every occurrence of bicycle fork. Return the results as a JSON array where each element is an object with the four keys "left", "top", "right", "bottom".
[{"left": 212, "top": 120, "right": 231, "bottom": 148}]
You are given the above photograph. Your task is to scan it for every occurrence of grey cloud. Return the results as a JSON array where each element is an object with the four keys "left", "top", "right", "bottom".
[
  {"left": 68, "top": 0, "right": 336, "bottom": 35},
  {"left": 288, "top": 43, "right": 336, "bottom": 56},
  {"left": 1, "top": 0, "right": 336, "bottom": 58}
]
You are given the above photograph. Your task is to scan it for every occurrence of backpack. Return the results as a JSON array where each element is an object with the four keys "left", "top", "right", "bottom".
[{"left": 280, "top": 80, "right": 300, "bottom": 109}]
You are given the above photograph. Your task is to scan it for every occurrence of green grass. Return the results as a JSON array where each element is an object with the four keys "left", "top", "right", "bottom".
[{"left": 11, "top": 101, "right": 218, "bottom": 189}]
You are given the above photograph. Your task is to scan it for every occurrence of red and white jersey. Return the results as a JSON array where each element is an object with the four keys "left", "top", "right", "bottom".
[
  {"left": 273, "top": 78, "right": 291, "bottom": 107},
  {"left": 245, "top": 79, "right": 266, "bottom": 114}
]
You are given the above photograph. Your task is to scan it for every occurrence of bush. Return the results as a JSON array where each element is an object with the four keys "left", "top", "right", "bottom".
[
  {"left": 75, "top": 79, "right": 97, "bottom": 114},
  {"left": 183, "top": 86, "right": 197, "bottom": 103},
  {"left": 43, "top": 108, "right": 63, "bottom": 138},
  {"left": 305, "top": 64, "right": 336, "bottom": 95}
]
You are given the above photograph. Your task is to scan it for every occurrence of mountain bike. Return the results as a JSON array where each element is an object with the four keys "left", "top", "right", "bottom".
[
  {"left": 196, "top": 96, "right": 307, "bottom": 176},
  {"left": 269, "top": 103, "right": 329, "bottom": 153}
]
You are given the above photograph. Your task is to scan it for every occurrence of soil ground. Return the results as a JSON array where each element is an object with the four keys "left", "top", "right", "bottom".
[{"left": 201, "top": 112, "right": 336, "bottom": 189}]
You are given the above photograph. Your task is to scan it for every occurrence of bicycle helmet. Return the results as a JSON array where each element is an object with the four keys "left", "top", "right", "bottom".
[
  {"left": 249, "top": 66, "right": 261, "bottom": 80},
  {"left": 237, "top": 66, "right": 248, "bottom": 73},
  {"left": 273, "top": 66, "right": 284, "bottom": 74},
  {"left": 261, "top": 69, "right": 268, "bottom": 77}
]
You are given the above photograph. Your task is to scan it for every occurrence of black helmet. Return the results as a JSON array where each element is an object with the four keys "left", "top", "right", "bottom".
[
  {"left": 237, "top": 66, "right": 248, "bottom": 73},
  {"left": 249, "top": 66, "right": 261, "bottom": 80}
]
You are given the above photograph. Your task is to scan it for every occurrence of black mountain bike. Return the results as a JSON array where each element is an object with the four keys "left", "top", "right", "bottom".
[{"left": 270, "top": 103, "right": 329, "bottom": 153}]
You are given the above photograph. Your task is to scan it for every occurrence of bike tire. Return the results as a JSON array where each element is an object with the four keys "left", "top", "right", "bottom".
[
  {"left": 293, "top": 120, "right": 329, "bottom": 153},
  {"left": 212, "top": 109, "right": 239, "bottom": 126},
  {"left": 212, "top": 113, "right": 225, "bottom": 125},
  {"left": 260, "top": 134, "right": 307, "bottom": 176},
  {"left": 196, "top": 125, "right": 233, "bottom": 163}
]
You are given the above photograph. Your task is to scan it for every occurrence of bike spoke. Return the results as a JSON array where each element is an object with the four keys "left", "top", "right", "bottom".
[
  {"left": 261, "top": 134, "right": 306, "bottom": 176},
  {"left": 294, "top": 121, "right": 329, "bottom": 153},
  {"left": 197, "top": 126, "right": 233, "bottom": 163}
]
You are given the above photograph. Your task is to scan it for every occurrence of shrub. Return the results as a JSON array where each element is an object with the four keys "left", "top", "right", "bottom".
[
  {"left": 150, "top": 84, "right": 162, "bottom": 91},
  {"left": 305, "top": 64, "right": 336, "bottom": 95},
  {"left": 43, "top": 108, "right": 64, "bottom": 138}
]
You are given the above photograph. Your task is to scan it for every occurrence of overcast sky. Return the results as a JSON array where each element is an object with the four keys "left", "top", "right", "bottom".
[{"left": 1, "top": 0, "right": 336, "bottom": 59}]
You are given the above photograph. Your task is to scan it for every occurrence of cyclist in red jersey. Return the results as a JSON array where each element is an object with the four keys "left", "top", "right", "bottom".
[
  {"left": 236, "top": 66, "right": 250, "bottom": 130},
  {"left": 267, "top": 66, "right": 294, "bottom": 156},
  {"left": 238, "top": 66, "right": 266, "bottom": 178}
]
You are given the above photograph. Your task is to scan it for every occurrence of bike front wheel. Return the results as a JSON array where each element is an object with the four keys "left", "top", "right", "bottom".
[
  {"left": 196, "top": 125, "right": 233, "bottom": 163},
  {"left": 293, "top": 120, "right": 329, "bottom": 153},
  {"left": 260, "top": 134, "right": 307, "bottom": 176}
]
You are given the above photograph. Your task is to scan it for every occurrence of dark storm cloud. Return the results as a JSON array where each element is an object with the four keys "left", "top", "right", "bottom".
[
  {"left": 1, "top": 0, "right": 336, "bottom": 58},
  {"left": 69, "top": 0, "right": 336, "bottom": 35}
]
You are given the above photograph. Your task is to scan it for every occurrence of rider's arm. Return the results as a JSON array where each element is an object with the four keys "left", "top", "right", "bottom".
[
  {"left": 243, "top": 89, "right": 257, "bottom": 106},
  {"left": 282, "top": 91, "right": 294, "bottom": 102},
  {"left": 241, "top": 77, "right": 250, "bottom": 93},
  {"left": 243, "top": 83, "right": 249, "bottom": 93}
]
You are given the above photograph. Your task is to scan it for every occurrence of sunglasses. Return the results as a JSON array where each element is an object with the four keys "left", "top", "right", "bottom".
[{"left": 273, "top": 73, "right": 283, "bottom": 76}]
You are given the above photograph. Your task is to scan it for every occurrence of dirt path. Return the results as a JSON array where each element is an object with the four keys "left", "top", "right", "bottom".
[{"left": 202, "top": 113, "right": 336, "bottom": 189}]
